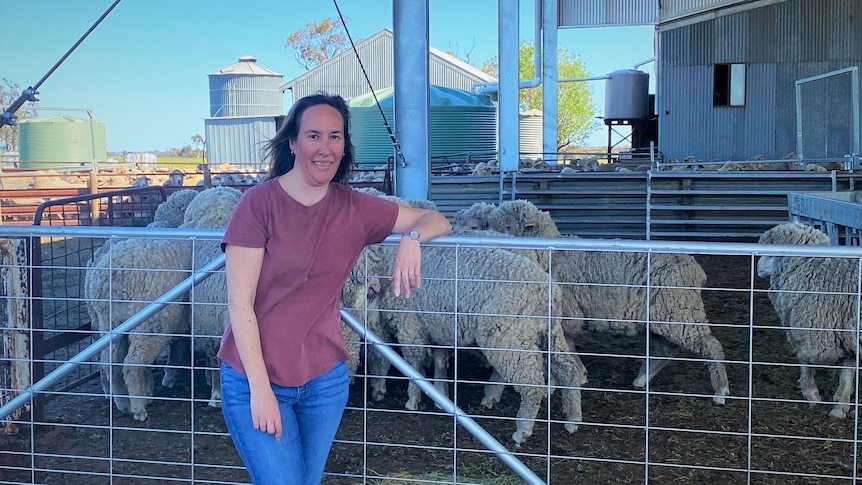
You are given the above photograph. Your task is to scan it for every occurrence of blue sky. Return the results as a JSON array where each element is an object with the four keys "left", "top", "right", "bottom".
[{"left": 1, "top": 0, "right": 654, "bottom": 152}]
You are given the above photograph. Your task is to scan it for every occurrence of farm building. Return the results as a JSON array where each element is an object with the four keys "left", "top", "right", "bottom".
[
  {"left": 203, "top": 55, "right": 284, "bottom": 166},
  {"left": 279, "top": 28, "right": 496, "bottom": 103},
  {"left": 557, "top": 0, "right": 861, "bottom": 165}
]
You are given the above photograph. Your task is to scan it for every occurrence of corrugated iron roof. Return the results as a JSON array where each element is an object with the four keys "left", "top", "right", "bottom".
[
  {"left": 210, "top": 55, "right": 282, "bottom": 76},
  {"left": 280, "top": 29, "right": 496, "bottom": 92}
]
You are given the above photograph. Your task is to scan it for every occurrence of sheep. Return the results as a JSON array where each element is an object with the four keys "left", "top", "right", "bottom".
[
  {"left": 452, "top": 202, "right": 497, "bottom": 231},
  {"left": 352, "top": 186, "right": 387, "bottom": 198},
  {"left": 85, "top": 186, "right": 240, "bottom": 420},
  {"left": 366, "top": 244, "right": 588, "bottom": 446},
  {"left": 85, "top": 236, "right": 193, "bottom": 421},
  {"left": 152, "top": 188, "right": 198, "bottom": 229},
  {"left": 180, "top": 186, "right": 244, "bottom": 408},
  {"left": 89, "top": 188, "right": 199, "bottom": 285},
  {"left": 487, "top": 199, "right": 730, "bottom": 405},
  {"left": 89, "top": 188, "right": 199, "bottom": 390},
  {"left": 162, "top": 169, "right": 186, "bottom": 187},
  {"left": 756, "top": 222, "right": 861, "bottom": 419}
]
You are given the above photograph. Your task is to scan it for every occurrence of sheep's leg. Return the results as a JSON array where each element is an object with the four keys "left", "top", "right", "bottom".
[
  {"left": 367, "top": 349, "right": 391, "bottom": 402},
  {"left": 101, "top": 339, "right": 130, "bottom": 413},
  {"left": 550, "top": 348, "right": 588, "bottom": 434},
  {"left": 402, "top": 344, "right": 431, "bottom": 411},
  {"left": 656, "top": 327, "right": 730, "bottom": 405},
  {"left": 481, "top": 370, "right": 505, "bottom": 409},
  {"left": 123, "top": 333, "right": 172, "bottom": 421},
  {"left": 633, "top": 339, "right": 679, "bottom": 389},
  {"left": 432, "top": 348, "right": 450, "bottom": 400},
  {"left": 428, "top": 348, "right": 452, "bottom": 411},
  {"left": 161, "top": 336, "right": 190, "bottom": 389},
  {"left": 480, "top": 345, "right": 547, "bottom": 447},
  {"left": 797, "top": 364, "right": 822, "bottom": 406},
  {"left": 207, "top": 356, "right": 222, "bottom": 408},
  {"left": 828, "top": 359, "right": 855, "bottom": 419}
]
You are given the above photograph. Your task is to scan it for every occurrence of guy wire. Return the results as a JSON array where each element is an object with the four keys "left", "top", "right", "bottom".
[{"left": 332, "top": 0, "right": 408, "bottom": 169}]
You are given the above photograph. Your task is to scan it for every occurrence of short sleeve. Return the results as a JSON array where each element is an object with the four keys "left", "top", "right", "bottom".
[{"left": 221, "top": 184, "right": 269, "bottom": 252}]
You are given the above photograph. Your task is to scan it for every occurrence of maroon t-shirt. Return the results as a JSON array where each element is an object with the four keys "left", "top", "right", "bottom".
[{"left": 217, "top": 180, "right": 398, "bottom": 386}]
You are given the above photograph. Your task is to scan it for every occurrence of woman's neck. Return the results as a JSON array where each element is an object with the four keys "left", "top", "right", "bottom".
[{"left": 279, "top": 171, "right": 329, "bottom": 206}]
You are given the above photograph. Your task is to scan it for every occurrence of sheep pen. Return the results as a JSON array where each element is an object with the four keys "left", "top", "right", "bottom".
[{"left": 1, "top": 233, "right": 860, "bottom": 484}]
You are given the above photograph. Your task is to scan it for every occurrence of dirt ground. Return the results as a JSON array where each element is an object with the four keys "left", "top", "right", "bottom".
[{"left": 1, "top": 246, "right": 860, "bottom": 484}]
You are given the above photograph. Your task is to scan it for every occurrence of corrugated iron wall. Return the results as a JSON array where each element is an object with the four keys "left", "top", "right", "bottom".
[
  {"left": 204, "top": 117, "right": 277, "bottom": 166},
  {"left": 558, "top": 0, "right": 658, "bottom": 28},
  {"left": 287, "top": 33, "right": 393, "bottom": 101},
  {"left": 659, "top": 0, "right": 752, "bottom": 21},
  {"left": 429, "top": 171, "right": 861, "bottom": 241},
  {"left": 658, "top": 0, "right": 862, "bottom": 162}
]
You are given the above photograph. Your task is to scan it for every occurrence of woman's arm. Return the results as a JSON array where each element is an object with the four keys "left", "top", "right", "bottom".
[
  {"left": 225, "top": 244, "right": 283, "bottom": 439},
  {"left": 390, "top": 205, "right": 452, "bottom": 298}
]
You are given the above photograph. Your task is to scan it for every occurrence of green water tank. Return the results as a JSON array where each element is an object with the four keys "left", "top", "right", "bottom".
[
  {"left": 348, "top": 85, "right": 497, "bottom": 167},
  {"left": 18, "top": 114, "right": 107, "bottom": 169}
]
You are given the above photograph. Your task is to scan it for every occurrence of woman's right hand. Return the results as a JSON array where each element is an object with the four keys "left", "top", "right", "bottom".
[{"left": 250, "top": 385, "right": 282, "bottom": 440}]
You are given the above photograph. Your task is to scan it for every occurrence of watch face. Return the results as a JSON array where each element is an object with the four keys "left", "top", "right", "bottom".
[{"left": 407, "top": 230, "right": 421, "bottom": 241}]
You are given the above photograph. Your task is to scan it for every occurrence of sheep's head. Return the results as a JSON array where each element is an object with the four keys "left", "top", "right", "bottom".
[
  {"left": 487, "top": 200, "right": 555, "bottom": 237},
  {"left": 453, "top": 202, "right": 496, "bottom": 231},
  {"left": 342, "top": 245, "right": 388, "bottom": 310},
  {"left": 756, "top": 222, "right": 831, "bottom": 278},
  {"left": 341, "top": 272, "right": 382, "bottom": 310}
]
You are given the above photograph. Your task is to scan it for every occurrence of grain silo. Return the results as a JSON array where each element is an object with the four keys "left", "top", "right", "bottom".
[
  {"left": 208, "top": 55, "right": 283, "bottom": 118},
  {"left": 205, "top": 55, "right": 283, "bottom": 166},
  {"left": 17, "top": 114, "right": 107, "bottom": 169},
  {"left": 349, "top": 85, "right": 497, "bottom": 167}
]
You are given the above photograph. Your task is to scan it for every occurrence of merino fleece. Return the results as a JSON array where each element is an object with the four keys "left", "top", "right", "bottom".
[{"left": 217, "top": 180, "right": 399, "bottom": 386}]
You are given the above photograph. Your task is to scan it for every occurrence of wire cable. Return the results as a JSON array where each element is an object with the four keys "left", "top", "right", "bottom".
[
  {"left": 332, "top": 0, "right": 408, "bottom": 168},
  {"left": 0, "top": 0, "right": 124, "bottom": 126}
]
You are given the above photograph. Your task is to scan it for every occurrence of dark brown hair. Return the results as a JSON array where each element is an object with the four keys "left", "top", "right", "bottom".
[{"left": 264, "top": 91, "right": 354, "bottom": 184}]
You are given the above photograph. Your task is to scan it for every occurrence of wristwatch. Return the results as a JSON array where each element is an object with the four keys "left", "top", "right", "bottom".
[{"left": 403, "top": 229, "right": 422, "bottom": 243}]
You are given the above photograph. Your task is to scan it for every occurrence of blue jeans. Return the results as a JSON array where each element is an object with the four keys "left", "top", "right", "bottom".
[{"left": 220, "top": 361, "right": 349, "bottom": 485}]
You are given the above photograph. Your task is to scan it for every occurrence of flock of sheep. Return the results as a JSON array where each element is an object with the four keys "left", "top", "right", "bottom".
[{"left": 82, "top": 186, "right": 860, "bottom": 445}]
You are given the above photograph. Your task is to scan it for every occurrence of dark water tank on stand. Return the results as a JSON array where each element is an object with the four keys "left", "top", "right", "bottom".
[{"left": 604, "top": 69, "right": 650, "bottom": 122}]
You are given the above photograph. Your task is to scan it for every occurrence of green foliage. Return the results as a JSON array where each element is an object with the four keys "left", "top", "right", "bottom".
[
  {"left": 484, "top": 42, "right": 600, "bottom": 150},
  {"left": 286, "top": 18, "right": 348, "bottom": 70},
  {"left": 154, "top": 156, "right": 203, "bottom": 170},
  {"left": 0, "top": 78, "right": 38, "bottom": 153}
]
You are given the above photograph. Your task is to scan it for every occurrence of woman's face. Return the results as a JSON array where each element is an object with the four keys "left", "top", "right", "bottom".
[{"left": 289, "top": 103, "right": 345, "bottom": 187}]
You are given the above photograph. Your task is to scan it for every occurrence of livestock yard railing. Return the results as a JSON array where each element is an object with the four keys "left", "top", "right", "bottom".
[
  {"left": 432, "top": 170, "right": 862, "bottom": 241},
  {"left": 1, "top": 225, "right": 861, "bottom": 484},
  {"left": 15, "top": 187, "right": 173, "bottom": 423},
  {"left": 788, "top": 191, "right": 862, "bottom": 246}
]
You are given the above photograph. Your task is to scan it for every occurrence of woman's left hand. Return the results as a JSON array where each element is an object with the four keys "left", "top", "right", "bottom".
[{"left": 391, "top": 236, "right": 422, "bottom": 298}]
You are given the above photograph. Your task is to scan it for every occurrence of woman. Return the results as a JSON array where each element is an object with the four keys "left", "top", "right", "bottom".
[{"left": 217, "top": 92, "right": 451, "bottom": 484}]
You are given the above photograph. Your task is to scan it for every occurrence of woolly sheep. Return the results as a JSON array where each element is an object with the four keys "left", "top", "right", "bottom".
[
  {"left": 90, "top": 188, "right": 199, "bottom": 266},
  {"left": 88, "top": 188, "right": 200, "bottom": 392},
  {"left": 452, "top": 202, "right": 496, "bottom": 231},
  {"left": 757, "top": 222, "right": 861, "bottom": 419},
  {"left": 162, "top": 169, "right": 186, "bottom": 187},
  {"left": 179, "top": 186, "right": 244, "bottom": 408},
  {"left": 85, "top": 187, "right": 240, "bottom": 420},
  {"left": 85, "top": 237, "right": 193, "bottom": 421},
  {"left": 153, "top": 188, "right": 199, "bottom": 228},
  {"left": 366, "top": 244, "right": 588, "bottom": 445},
  {"left": 487, "top": 199, "right": 730, "bottom": 404}
]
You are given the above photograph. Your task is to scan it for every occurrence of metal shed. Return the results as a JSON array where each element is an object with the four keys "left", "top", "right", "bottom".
[{"left": 280, "top": 29, "right": 496, "bottom": 104}]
